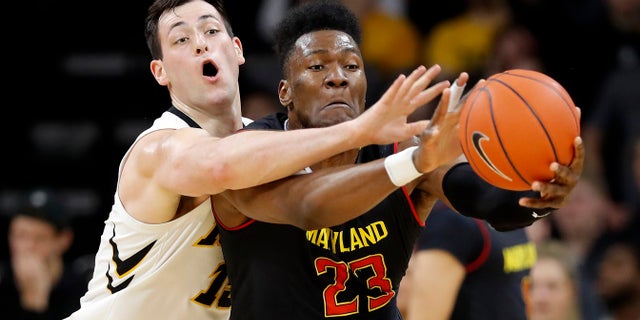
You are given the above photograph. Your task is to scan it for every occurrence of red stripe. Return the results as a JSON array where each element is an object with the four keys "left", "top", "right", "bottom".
[
  {"left": 393, "top": 142, "right": 424, "bottom": 226},
  {"left": 211, "top": 197, "right": 255, "bottom": 230},
  {"left": 465, "top": 220, "right": 491, "bottom": 272}
]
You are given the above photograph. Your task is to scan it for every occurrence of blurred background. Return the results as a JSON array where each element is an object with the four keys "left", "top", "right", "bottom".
[{"left": 0, "top": 0, "right": 638, "bottom": 317}]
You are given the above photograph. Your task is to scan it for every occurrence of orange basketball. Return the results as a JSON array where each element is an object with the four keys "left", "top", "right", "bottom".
[{"left": 458, "top": 69, "right": 580, "bottom": 191}]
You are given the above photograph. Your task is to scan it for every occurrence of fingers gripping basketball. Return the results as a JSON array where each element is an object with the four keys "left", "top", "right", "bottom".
[{"left": 458, "top": 69, "right": 580, "bottom": 191}]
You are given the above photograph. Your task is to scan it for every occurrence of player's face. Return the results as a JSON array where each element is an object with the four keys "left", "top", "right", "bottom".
[
  {"left": 152, "top": 0, "right": 245, "bottom": 111},
  {"left": 280, "top": 30, "right": 367, "bottom": 129}
]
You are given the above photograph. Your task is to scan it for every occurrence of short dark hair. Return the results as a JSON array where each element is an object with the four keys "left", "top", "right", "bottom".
[
  {"left": 144, "top": 0, "right": 234, "bottom": 60},
  {"left": 16, "top": 190, "right": 70, "bottom": 232},
  {"left": 273, "top": 0, "right": 361, "bottom": 75}
]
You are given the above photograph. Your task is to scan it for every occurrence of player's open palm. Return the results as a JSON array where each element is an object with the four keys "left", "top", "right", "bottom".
[{"left": 356, "top": 64, "right": 449, "bottom": 145}]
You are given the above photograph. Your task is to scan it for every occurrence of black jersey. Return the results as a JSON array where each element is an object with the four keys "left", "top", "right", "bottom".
[
  {"left": 215, "top": 112, "right": 424, "bottom": 320},
  {"left": 417, "top": 203, "right": 535, "bottom": 320}
]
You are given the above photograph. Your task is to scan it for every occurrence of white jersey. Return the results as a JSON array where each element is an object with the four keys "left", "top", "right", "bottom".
[{"left": 66, "top": 112, "right": 252, "bottom": 320}]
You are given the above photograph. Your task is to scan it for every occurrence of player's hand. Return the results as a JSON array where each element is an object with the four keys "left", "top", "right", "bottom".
[
  {"left": 356, "top": 64, "right": 449, "bottom": 145},
  {"left": 412, "top": 73, "right": 477, "bottom": 173},
  {"left": 518, "top": 135, "right": 585, "bottom": 209}
]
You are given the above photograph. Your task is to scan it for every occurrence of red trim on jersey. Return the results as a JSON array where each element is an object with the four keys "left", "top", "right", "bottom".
[
  {"left": 393, "top": 142, "right": 424, "bottom": 227},
  {"left": 465, "top": 219, "right": 491, "bottom": 272},
  {"left": 211, "top": 196, "right": 255, "bottom": 231},
  {"left": 400, "top": 186, "right": 422, "bottom": 226}
]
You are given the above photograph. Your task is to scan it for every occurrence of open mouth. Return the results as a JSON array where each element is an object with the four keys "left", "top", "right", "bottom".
[{"left": 203, "top": 61, "right": 219, "bottom": 77}]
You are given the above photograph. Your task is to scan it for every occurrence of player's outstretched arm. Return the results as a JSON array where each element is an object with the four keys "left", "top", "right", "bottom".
[{"left": 156, "top": 65, "right": 448, "bottom": 197}]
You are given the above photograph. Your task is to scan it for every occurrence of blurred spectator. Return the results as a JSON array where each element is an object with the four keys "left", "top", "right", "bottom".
[
  {"left": 333, "top": 0, "right": 418, "bottom": 115},
  {"left": 341, "top": 0, "right": 420, "bottom": 80},
  {"left": 407, "top": 0, "right": 466, "bottom": 36},
  {"left": 420, "top": 0, "right": 512, "bottom": 82},
  {"left": 397, "top": 203, "right": 534, "bottom": 320},
  {"left": 525, "top": 215, "right": 553, "bottom": 247},
  {"left": 483, "top": 23, "right": 544, "bottom": 76},
  {"left": 583, "top": 63, "right": 640, "bottom": 230},
  {"left": 595, "top": 237, "right": 640, "bottom": 320},
  {"left": 0, "top": 190, "right": 92, "bottom": 320},
  {"left": 527, "top": 240, "right": 582, "bottom": 320},
  {"left": 583, "top": 0, "right": 640, "bottom": 218},
  {"left": 551, "top": 178, "right": 618, "bottom": 320}
]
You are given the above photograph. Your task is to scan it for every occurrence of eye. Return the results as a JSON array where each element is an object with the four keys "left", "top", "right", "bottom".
[
  {"left": 175, "top": 37, "right": 188, "bottom": 45},
  {"left": 345, "top": 64, "right": 359, "bottom": 71},
  {"left": 206, "top": 28, "right": 220, "bottom": 36},
  {"left": 309, "top": 64, "right": 323, "bottom": 71}
]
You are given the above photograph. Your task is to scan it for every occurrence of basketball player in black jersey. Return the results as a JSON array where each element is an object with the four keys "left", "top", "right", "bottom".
[
  {"left": 212, "top": 1, "right": 584, "bottom": 319},
  {"left": 398, "top": 203, "right": 534, "bottom": 320}
]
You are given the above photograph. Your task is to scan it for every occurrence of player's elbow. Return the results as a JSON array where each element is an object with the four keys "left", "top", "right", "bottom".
[
  {"left": 201, "top": 158, "right": 236, "bottom": 192},
  {"left": 293, "top": 196, "right": 333, "bottom": 230}
]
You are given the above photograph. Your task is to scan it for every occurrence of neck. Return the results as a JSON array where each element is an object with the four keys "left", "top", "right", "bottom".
[{"left": 170, "top": 92, "right": 244, "bottom": 137}]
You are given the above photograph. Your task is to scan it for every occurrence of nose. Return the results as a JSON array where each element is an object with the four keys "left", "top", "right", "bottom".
[
  {"left": 194, "top": 34, "right": 209, "bottom": 55},
  {"left": 324, "top": 66, "right": 348, "bottom": 88}
]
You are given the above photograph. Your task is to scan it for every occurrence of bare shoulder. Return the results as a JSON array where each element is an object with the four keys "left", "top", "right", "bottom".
[
  {"left": 126, "top": 129, "right": 176, "bottom": 176},
  {"left": 118, "top": 129, "right": 183, "bottom": 223}
]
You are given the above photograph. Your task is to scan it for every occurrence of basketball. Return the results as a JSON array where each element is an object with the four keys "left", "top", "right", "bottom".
[{"left": 458, "top": 69, "right": 580, "bottom": 191}]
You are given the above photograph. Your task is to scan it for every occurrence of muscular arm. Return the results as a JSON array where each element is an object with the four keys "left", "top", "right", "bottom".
[
  {"left": 401, "top": 251, "right": 465, "bottom": 320},
  {"left": 161, "top": 65, "right": 441, "bottom": 194},
  {"left": 121, "top": 66, "right": 442, "bottom": 222},
  {"left": 220, "top": 159, "right": 397, "bottom": 229}
]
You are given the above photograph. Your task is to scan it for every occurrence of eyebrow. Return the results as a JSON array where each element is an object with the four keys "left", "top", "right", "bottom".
[
  {"left": 167, "top": 14, "right": 220, "bottom": 34},
  {"left": 304, "top": 46, "right": 359, "bottom": 57}
]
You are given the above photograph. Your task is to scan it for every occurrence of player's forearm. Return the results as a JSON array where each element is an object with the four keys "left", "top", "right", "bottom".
[
  {"left": 213, "top": 122, "right": 363, "bottom": 190},
  {"left": 227, "top": 161, "right": 397, "bottom": 229},
  {"left": 441, "top": 163, "right": 553, "bottom": 231},
  {"left": 294, "top": 162, "right": 398, "bottom": 229}
]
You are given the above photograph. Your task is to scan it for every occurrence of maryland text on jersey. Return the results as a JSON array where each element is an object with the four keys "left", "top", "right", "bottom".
[{"left": 306, "top": 220, "right": 388, "bottom": 254}]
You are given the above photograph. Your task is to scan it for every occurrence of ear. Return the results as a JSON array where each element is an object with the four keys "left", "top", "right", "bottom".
[
  {"left": 233, "top": 37, "right": 246, "bottom": 66},
  {"left": 278, "top": 79, "right": 291, "bottom": 107},
  {"left": 150, "top": 59, "right": 169, "bottom": 86}
]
